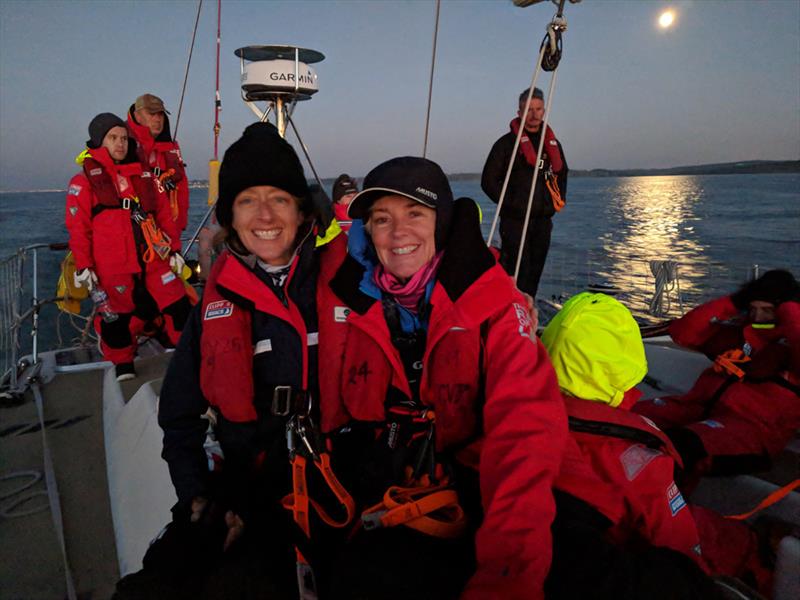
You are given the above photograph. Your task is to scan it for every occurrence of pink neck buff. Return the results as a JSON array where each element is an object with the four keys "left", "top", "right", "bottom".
[{"left": 373, "top": 252, "right": 444, "bottom": 312}]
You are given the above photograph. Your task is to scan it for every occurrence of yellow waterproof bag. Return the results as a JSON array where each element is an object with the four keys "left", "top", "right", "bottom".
[
  {"left": 56, "top": 251, "right": 89, "bottom": 314},
  {"left": 541, "top": 292, "right": 647, "bottom": 407}
]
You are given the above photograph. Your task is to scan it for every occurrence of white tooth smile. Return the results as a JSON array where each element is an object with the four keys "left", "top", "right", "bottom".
[
  {"left": 253, "top": 229, "right": 281, "bottom": 240},
  {"left": 392, "top": 245, "right": 418, "bottom": 256}
]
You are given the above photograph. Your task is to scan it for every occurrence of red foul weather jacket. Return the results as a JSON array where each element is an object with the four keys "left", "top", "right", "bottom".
[
  {"left": 556, "top": 393, "right": 704, "bottom": 565},
  {"left": 127, "top": 110, "right": 190, "bottom": 234},
  {"left": 317, "top": 199, "right": 567, "bottom": 599},
  {"left": 65, "top": 147, "right": 180, "bottom": 275},
  {"left": 635, "top": 295, "right": 800, "bottom": 457}
]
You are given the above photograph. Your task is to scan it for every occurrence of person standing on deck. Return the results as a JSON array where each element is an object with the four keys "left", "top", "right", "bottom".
[
  {"left": 127, "top": 93, "right": 190, "bottom": 237},
  {"left": 65, "top": 113, "right": 190, "bottom": 381},
  {"left": 481, "top": 87, "right": 568, "bottom": 298}
]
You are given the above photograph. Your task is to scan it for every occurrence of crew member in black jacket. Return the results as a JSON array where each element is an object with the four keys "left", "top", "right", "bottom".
[{"left": 481, "top": 87, "right": 568, "bottom": 298}]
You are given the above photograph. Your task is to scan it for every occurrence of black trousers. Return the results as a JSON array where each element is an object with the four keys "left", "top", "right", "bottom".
[{"left": 499, "top": 216, "right": 553, "bottom": 298}]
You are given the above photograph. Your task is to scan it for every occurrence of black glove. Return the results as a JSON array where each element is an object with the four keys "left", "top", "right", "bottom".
[{"left": 731, "top": 269, "right": 799, "bottom": 309}]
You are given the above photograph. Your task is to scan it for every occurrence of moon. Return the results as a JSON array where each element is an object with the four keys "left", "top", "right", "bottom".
[{"left": 659, "top": 10, "right": 675, "bottom": 29}]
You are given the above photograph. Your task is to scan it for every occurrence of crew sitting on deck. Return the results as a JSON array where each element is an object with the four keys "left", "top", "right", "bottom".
[
  {"left": 65, "top": 113, "right": 190, "bottom": 382},
  {"left": 114, "top": 122, "right": 346, "bottom": 599},
  {"left": 543, "top": 291, "right": 784, "bottom": 598},
  {"left": 316, "top": 156, "right": 567, "bottom": 598},
  {"left": 633, "top": 269, "right": 800, "bottom": 483}
]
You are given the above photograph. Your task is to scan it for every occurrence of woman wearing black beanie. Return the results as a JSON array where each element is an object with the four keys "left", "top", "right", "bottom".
[{"left": 116, "top": 123, "right": 347, "bottom": 599}]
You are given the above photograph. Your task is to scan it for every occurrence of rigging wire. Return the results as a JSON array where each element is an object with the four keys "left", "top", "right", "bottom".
[
  {"left": 174, "top": 0, "right": 204, "bottom": 141},
  {"left": 512, "top": 67, "right": 559, "bottom": 283},
  {"left": 422, "top": 0, "right": 441, "bottom": 158},
  {"left": 213, "top": 0, "right": 222, "bottom": 160}
]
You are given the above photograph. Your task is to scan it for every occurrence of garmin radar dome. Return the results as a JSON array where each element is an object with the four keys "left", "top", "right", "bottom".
[
  {"left": 236, "top": 45, "right": 323, "bottom": 100},
  {"left": 235, "top": 45, "right": 325, "bottom": 137}
]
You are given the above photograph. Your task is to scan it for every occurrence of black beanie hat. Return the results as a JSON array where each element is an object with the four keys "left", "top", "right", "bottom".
[
  {"left": 332, "top": 174, "right": 358, "bottom": 203},
  {"left": 216, "top": 122, "right": 310, "bottom": 228},
  {"left": 732, "top": 269, "right": 800, "bottom": 308},
  {"left": 87, "top": 113, "right": 127, "bottom": 149}
]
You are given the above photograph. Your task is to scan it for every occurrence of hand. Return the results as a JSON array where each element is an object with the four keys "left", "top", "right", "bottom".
[
  {"left": 223, "top": 510, "right": 244, "bottom": 551},
  {"left": 169, "top": 253, "right": 186, "bottom": 275},
  {"left": 73, "top": 267, "right": 98, "bottom": 291},
  {"left": 190, "top": 496, "right": 208, "bottom": 523}
]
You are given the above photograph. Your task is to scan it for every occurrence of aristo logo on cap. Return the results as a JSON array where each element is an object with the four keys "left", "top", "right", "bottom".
[{"left": 415, "top": 187, "right": 437, "bottom": 201}]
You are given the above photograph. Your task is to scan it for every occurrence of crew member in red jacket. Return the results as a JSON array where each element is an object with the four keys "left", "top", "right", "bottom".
[
  {"left": 65, "top": 113, "right": 190, "bottom": 381},
  {"left": 127, "top": 93, "right": 190, "bottom": 235},
  {"left": 317, "top": 157, "right": 567, "bottom": 599},
  {"left": 634, "top": 270, "right": 800, "bottom": 480},
  {"left": 542, "top": 292, "right": 772, "bottom": 598},
  {"left": 543, "top": 293, "right": 704, "bottom": 562}
]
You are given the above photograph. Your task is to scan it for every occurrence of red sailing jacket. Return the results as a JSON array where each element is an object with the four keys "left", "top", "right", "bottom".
[
  {"left": 661, "top": 295, "right": 800, "bottom": 456},
  {"left": 317, "top": 200, "right": 567, "bottom": 599},
  {"left": 557, "top": 393, "right": 705, "bottom": 566},
  {"left": 199, "top": 234, "right": 346, "bottom": 422},
  {"left": 65, "top": 147, "right": 179, "bottom": 275},
  {"left": 127, "top": 111, "right": 190, "bottom": 234}
]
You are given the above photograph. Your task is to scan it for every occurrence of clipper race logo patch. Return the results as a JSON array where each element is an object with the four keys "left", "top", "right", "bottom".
[
  {"left": 68, "top": 184, "right": 82, "bottom": 196},
  {"left": 667, "top": 482, "right": 687, "bottom": 516},
  {"left": 68, "top": 206, "right": 78, "bottom": 217},
  {"left": 513, "top": 303, "right": 532, "bottom": 337},
  {"left": 204, "top": 300, "right": 233, "bottom": 320}
]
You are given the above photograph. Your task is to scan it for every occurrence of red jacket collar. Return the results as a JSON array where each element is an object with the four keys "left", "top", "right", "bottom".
[{"left": 126, "top": 110, "right": 156, "bottom": 155}]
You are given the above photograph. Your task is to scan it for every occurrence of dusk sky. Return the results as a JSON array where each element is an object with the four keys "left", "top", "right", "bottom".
[{"left": 1, "top": 0, "right": 798, "bottom": 191}]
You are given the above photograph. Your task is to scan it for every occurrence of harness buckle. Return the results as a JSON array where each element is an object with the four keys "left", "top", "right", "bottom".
[
  {"left": 122, "top": 197, "right": 131, "bottom": 210},
  {"left": 272, "top": 385, "right": 293, "bottom": 416},
  {"left": 153, "top": 166, "right": 162, "bottom": 177},
  {"left": 361, "top": 510, "right": 387, "bottom": 531},
  {"left": 537, "top": 158, "right": 545, "bottom": 170}
]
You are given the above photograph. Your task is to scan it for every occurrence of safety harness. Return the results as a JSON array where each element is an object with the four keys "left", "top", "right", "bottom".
[
  {"left": 82, "top": 156, "right": 172, "bottom": 263},
  {"left": 275, "top": 388, "right": 355, "bottom": 600}
]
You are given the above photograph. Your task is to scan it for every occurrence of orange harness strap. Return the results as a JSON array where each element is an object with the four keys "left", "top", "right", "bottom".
[
  {"left": 361, "top": 483, "right": 466, "bottom": 539},
  {"left": 157, "top": 168, "right": 180, "bottom": 222},
  {"left": 140, "top": 216, "right": 172, "bottom": 263},
  {"left": 545, "top": 173, "right": 565, "bottom": 212},
  {"left": 725, "top": 479, "right": 800, "bottom": 521},
  {"left": 713, "top": 349, "right": 751, "bottom": 379},
  {"left": 282, "top": 452, "right": 356, "bottom": 533}
]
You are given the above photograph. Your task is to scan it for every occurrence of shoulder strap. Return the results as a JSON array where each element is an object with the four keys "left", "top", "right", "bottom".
[{"left": 568, "top": 416, "right": 667, "bottom": 450}]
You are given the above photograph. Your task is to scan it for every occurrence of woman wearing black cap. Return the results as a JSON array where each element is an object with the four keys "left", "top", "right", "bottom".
[
  {"left": 315, "top": 157, "right": 567, "bottom": 598},
  {"left": 119, "top": 123, "right": 347, "bottom": 599},
  {"left": 65, "top": 113, "right": 189, "bottom": 382}
]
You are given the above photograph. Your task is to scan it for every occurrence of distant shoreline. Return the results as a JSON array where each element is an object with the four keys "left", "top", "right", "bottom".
[{"left": 1, "top": 159, "right": 797, "bottom": 194}]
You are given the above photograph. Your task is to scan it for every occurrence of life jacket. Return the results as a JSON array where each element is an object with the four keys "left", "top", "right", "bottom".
[
  {"left": 199, "top": 231, "right": 346, "bottom": 423},
  {"left": 564, "top": 394, "right": 682, "bottom": 466},
  {"left": 509, "top": 117, "right": 563, "bottom": 173},
  {"left": 127, "top": 110, "right": 187, "bottom": 186},
  {"left": 701, "top": 321, "right": 792, "bottom": 382},
  {"left": 82, "top": 150, "right": 158, "bottom": 217}
]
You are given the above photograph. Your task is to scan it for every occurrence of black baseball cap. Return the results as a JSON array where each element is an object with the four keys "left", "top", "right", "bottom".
[{"left": 347, "top": 156, "right": 453, "bottom": 219}]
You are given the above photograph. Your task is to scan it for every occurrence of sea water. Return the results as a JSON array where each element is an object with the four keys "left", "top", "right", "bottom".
[{"left": 1, "top": 173, "right": 798, "bottom": 357}]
